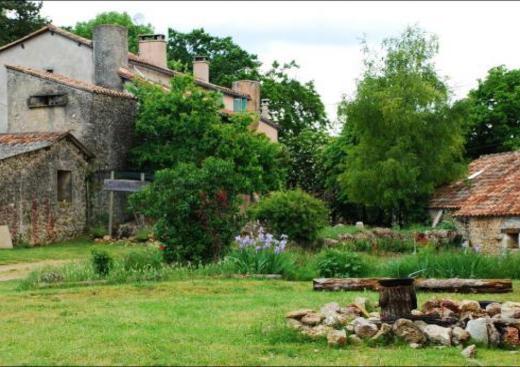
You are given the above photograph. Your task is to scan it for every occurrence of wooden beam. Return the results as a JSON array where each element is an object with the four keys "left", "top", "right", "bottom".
[{"left": 313, "top": 278, "right": 513, "bottom": 293}]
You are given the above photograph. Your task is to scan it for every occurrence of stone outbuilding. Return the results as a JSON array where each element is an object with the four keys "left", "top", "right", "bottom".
[
  {"left": 0, "top": 132, "right": 92, "bottom": 244},
  {"left": 430, "top": 151, "right": 520, "bottom": 253}
]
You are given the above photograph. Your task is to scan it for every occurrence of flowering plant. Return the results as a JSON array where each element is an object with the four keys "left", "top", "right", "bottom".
[
  {"left": 228, "top": 227, "right": 293, "bottom": 276},
  {"left": 235, "top": 226, "right": 288, "bottom": 254}
]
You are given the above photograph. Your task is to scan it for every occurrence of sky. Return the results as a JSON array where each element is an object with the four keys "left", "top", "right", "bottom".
[{"left": 41, "top": 1, "right": 520, "bottom": 124}]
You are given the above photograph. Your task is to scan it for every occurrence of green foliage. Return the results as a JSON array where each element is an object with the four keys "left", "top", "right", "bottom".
[
  {"left": 123, "top": 247, "right": 163, "bottom": 271},
  {"left": 128, "top": 75, "right": 286, "bottom": 194},
  {"left": 67, "top": 11, "right": 154, "bottom": 53},
  {"left": 461, "top": 65, "right": 520, "bottom": 158},
  {"left": 346, "top": 238, "right": 416, "bottom": 254},
  {"left": 88, "top": 225, "right": 107, "bottom": 239},
  {"left": 91, "top": 250, "right": 113, "bottom": 276},
  {"left": 167, "top": 28, "right": 262, "bottom": 87},
  {"left": 134, "top": 227, "right": 152, "bottom": 242},
  {"left": 285, "top": 128, "right": 331, "bottom": 194},
  {"left": 382, "top": 249, "right": 520, "bottom": 279},
  {"left": 130, "top": 158, "right": 245, "bottom": 264},
  {"left": 249, "top": 189, "right": 329, "bottom": 247},
  {"left": 261, "top": 61, "right": 329, "bottom": 139},
  {"left": 165, "top": 28, "right": 329, "bottom": 139},
  {"left": 316, "top": 249, "right": 366, "bottom": 277},
  {"left": 337, "top": 26, "right": 466, "bottom": 225},
  {"left": 225, "top": 247, "right": 295, "bottom": 277},
  {"left": 0, "top": 1, "right": 48, "bottom": 46}
]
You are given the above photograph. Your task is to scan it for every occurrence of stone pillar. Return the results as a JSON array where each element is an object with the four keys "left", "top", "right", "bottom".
[{"left": 93, "top": 24, "right": 128, "bottom": 90}]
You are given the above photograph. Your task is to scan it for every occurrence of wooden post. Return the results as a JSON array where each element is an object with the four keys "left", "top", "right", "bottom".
[
  {"left": 378, "top": 278, "right": 417, "bottom": 322},
  {"left": 108, "top": 170, "right": 114, "bottom": 238}
]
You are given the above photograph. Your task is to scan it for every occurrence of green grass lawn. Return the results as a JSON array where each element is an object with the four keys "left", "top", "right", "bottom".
[
  {"left": 1, "top": 277, "right": 519, "bottom": 365},
  {"left": 0, "top": 238, "right": 147, "bottom": 265}
]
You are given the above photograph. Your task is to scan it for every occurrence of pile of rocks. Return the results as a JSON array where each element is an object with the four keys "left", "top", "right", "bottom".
[{"left": 286, "top": 298, "right": 520, "bottom": 356}]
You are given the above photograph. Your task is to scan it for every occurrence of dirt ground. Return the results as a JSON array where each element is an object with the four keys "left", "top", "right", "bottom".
[{"left": 0, "top": 260, "right": 70, "bottom": 281}]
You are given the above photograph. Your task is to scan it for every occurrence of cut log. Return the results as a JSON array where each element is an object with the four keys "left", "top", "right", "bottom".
[
  {"left": 378, "top": 278, "right": 417, "bottom": 322},
  {"left": 313, "top": 278, "right": 513, "bottom": 293}
]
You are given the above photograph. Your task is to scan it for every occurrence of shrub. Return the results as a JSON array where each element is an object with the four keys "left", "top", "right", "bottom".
[
  {"left": 123, "top": 247, "right": 163, "bottom": 271},
  {"left": 226, "top": 229, "right": 294, "bottom": 277},
  {"left": 89, "top": 225, "right": 107, "bottom": 239},
  {"left": 134, "top": 227, "right": 152, "bottom": 242},
  {"left": 248, "top": 189, "right": 329, "bottom": 248},
  {"left": 130, "top": 158, "right": 245, "bottom": 263},
  {"left": 316, "top": 249, "right": 366, "bottom": 277},
  {"left": 91, "top": 250, "right": 113, "bottom": 276}
]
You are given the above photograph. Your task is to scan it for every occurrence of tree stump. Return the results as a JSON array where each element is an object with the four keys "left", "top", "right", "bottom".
[{"left": 378, "top": 278, "right": 417, "bottom": 322}]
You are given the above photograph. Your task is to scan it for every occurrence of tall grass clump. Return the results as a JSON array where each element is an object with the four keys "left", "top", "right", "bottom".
[{"left": 381, "top": 249, "right": 520, "bottom": 279}]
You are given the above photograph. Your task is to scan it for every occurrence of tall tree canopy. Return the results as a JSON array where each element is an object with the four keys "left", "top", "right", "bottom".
[
  {"left": 167, "top": 28, "right": 262, "bottom": 87},
  {"left": 166, "top": 28, "right": 329, "bottom": 139},
  {"left": 337, "top": 26, "right": 466, "bottom": 225},
  {"left": 67, "top": 11, "right": 154, "bottom": 53},
  {"left": 462, "top": 66, "right": 520, "bottom": 158},
  {"left": 0, "top": 1, "right": 48, "bottom": 46},
  {"left": 128, "top": 74, "right": 287, "bottom": 195}
]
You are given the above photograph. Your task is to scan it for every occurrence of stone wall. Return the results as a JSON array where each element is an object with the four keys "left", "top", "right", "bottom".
[
  {"left": 6, "top": 69, "right": 137, "bottom": 226},
  {"left": 460, "top": 216, "right": 520, "bottom": 254},
  {"left": 0, "top": 140, "right": 89, "bottom": 245}
]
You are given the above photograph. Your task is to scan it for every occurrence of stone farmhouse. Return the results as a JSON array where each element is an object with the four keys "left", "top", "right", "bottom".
[
  {"left": 0, "top": 24, "right": 279, "bottom": 245},
  {"left": 430, "top": 151, "right": 520, "bottom": 254}
]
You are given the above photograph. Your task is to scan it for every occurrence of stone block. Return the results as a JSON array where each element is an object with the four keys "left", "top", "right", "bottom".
[{"left": 0, "top": 225, "right": 13, "bottom": 249}]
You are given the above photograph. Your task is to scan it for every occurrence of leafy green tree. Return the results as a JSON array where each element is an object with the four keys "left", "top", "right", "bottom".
[
  {"left": 67, "top": 11, "right": 153, "bottom": 53},
  {"left": 0, "top": 1, "right": 48, "bottom": 46},
  {"left": 261, "top": 61, "right": 329, "bottom": 139},
  {"left": 166, "top": 28, "right": 329, "bottom": 139},
  {"left": 167, "top": 28, "right": 262, "bottom": 87},
  {"left": 130, "top": 158, "right": 244, "bottom": 263},
  {"left": 338, "top": 26, "right": 466, "bottom": 225},
  {"left": 462, "top": 66, "right": 520, "bottom": 158},
  {"left": 128, "top": 74, "right": 287, "bottom": 195},
  {"left": 284, "top": 127, "right": 330, "bottom": 194}
]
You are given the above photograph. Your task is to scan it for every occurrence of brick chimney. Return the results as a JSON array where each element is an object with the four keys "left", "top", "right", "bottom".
[
  {"left": 232, "top": 80, "right": 260, "bottom": 113},
  {"left": 138, "top": 34, "right": 167, "bottom": 68},
  {"left": 93, "top": 24, "right": 128, "bottom": 90},
  {"left": 261, "top": 98, "right": 271, "bottom": 119},
  {"left": 193, "top": 56, "right": 209, "bottom": 83}
]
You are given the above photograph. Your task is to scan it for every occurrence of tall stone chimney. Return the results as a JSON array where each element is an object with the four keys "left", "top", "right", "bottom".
[
  {"left": 261, "top": 98, "right": 271, "bottom": 119},
  {"left": 93, "top": 24, "right": 128, "bottom": 90},
  {"left": 138, "top": 34, "right": 167, "bottom": 68},
  {"left": 193, "top": 56, "right": 209, "bottom": 83},
  {"left": 232, "top": 80, "right": 260, "bottom": 113}
]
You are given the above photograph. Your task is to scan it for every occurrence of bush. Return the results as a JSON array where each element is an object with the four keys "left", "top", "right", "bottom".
[
  {"left": 91, "top": 250, "right": 113, "bottom": 276},
  {"left": 346, "top": 238, "right": 416, "bottom": 253},
  {"left": 130, "top": 158, "right": 245, "bottom": 264},
  {"left": 134, "top": 227, "right": 152, "bottom": 242},
  {"left": 89, "top": 225, "right": 107, "bottom": 239},
  {"left": 226, "top": 230, "right": 294, "bottom": 277},
  {"left": 249, "top": 189, "right": 329, "bottom": 248},
  {"left": 316, "top": 249, "right": 366, "bottom": 277},
  {"left": 123, "top": 247, "right": 163, "bottom": 271}
]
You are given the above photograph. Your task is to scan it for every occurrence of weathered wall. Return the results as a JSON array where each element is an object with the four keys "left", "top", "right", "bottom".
[
  {"left": 0, "top": 140, "right": 89, "bottom": 245},
  {"left": 256, "top": 120, "right": 278, "bottom": 142},
  {"left": 457, "top": 216, "right": 520, "bottom": 254},
  {"left": 6, "top": 69, "right": 137, "bottom": 226},
  {"left": 0, "top": 31, "right": 94, "bottom": 132}
]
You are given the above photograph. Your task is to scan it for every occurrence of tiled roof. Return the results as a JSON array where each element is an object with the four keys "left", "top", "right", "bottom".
[
  {"left": 0, "top": 132, "right": 93, "bottom": 160},
  {"left": 125, "top": 55, "right": 250, "bottom": 99},
  {"left": 430, "top": 151, "right": 520, "bottom": 217},
  {"left": 5, "top": 64, "right": 135, "bottom": 99},
  {"left": 220, "top": 109, "right": 280, "bottom": 130},
  {"left": 0, "top": 24, "right": 251, "bottom": 100}
]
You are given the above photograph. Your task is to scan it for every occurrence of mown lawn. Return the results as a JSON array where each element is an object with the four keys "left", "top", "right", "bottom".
[
  {"left": 0, "top": 238, "right": 147, "bottom": 265},
  {"left": 1, "top": 278, "right": 519, "bottom": 365}
]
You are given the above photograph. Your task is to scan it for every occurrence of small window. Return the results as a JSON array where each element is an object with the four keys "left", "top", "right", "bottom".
[
  {"left": 45, "top": 68, "right": 54, "bottom": 73},
  {"left": 57, "top": 170, "right": 72, "bottom": 203},
  {"left": 233, "top": 97, "right": 248, "bottom": 112},
  {"left": 28, "top": 94, "right": 67, "bottom": 108}
]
